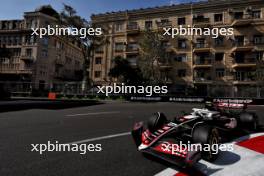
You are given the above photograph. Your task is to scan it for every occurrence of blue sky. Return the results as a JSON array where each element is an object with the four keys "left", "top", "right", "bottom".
[{"left": 0, "top": 0, "right": 202, "bottom": 20}]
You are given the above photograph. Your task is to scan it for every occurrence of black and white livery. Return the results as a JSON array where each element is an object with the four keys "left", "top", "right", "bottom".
[{"left": 131, "top": 102, "right": 259, "bottom": 167}]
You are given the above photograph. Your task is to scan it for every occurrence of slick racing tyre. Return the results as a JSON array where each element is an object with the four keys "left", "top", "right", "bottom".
[
  {"left": 239, "top": 112, "right": 258, "bottom": 131},
  {"left": 147, "top": 112, "right": 167, "bottom": 133},
  {"left": 192, "top": 123, "right": 220, "bottom": 162}
]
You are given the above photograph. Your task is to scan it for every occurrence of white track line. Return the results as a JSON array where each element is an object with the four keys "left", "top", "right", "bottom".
[
  {"left": 154, "top": 168, "right": 178, "bottom": 176},
  {"left": 66, "top": 111, "right": 120, "bottom": 117},
  {"left": 68, "top": 132, "right": 130, "bottom": 144}
]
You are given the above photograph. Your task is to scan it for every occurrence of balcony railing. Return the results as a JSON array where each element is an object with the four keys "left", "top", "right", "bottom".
[
  {"left": 20, "top": 55, "right": 34, "bottom": 62},
  {"left": 231, "top": 43, "right": 254, "bottom": 52},
  {"left": 194, "top": 76, "right": 212, "bottom": 83},
  {"left": 231, "top": 15, "right": 254, "bottom": 26},
  {"left": 194, "top": 59, "right": 212, "bottom": 65},
  {"left": 127, "top": 24, "right": 139, "bottom": 30},
  {"left": 234, "top": 77, "right": 256, "bottom": 82},
  {"left": 157, "top": 21, "right": 172, "bottom": 28},
  {"left": 127, "top": 58, "right": 137, "bottom": 66},
  {"left": 233, "top": 58, "right": 256, "bottom": 64},
  {"left": 194, "top": 43, "right": 210, "bottom": 48},
  {"left": 232, "top": 58, "right": 257, "bottom": 68},
  {"left": 193, "top": 18, "right": 210, "bottom": 25},
  {"left": 126, "top": 44, "right": 139, "bottom": 53}
]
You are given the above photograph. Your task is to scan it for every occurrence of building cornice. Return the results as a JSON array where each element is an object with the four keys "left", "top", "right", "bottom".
[{"left": 91, "top": 0, "right": 264, "bottom": 23}]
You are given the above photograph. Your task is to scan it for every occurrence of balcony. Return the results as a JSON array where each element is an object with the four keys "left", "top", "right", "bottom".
[
  {"left": 193, "top": 43, "right": 211, "bottom": 53},
  {"left": 157, "top": 21, "right": 172, "bottom": 28},
  {"left": 126, "top": 24, "right": 140, "bottom": 34},
  {"left": 233, "top": 75, "right": 256, "bottom": 85},
  {"left": 127, "top": 58, "right": 137, "bottom": 67},
  {"left": 193, "top": 59, "right": 212, "bottom": 68},
  {"left": 194, "top": 77, "right": 212, "bottom": 84},
  {"left": 55, "top": 58, "right": 64, "bottom": 66},
  {"left": 232, "top": 58, "right": 256, "bottom": 68},
  {"left": 20, "top": 55, "right": 34, "bottom": 62},
  {"left": 193, "top": 18, "right": 210, "bottom": 27},
  {"left": 231, "top": 43, "right": 254, "bottom": 52},
  {"left": 19, "top": 69, "right": 33, "bottom": 74},
  {"left": 126, "top": 45, "right": 139, "bottom": 54},
  {"left": 231, "top": 15, "right": 253, "bottom": 27}
]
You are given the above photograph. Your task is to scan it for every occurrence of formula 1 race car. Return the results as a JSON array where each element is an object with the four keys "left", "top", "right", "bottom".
[{"left": 131, "top": 102, "right": 259, "bottom": 167}]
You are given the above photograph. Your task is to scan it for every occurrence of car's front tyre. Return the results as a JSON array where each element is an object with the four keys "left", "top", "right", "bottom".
[{"left": 192, "top": 123, "right": 220, "bottom": 162}]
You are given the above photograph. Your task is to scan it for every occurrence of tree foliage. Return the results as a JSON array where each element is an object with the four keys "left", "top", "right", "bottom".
[
  {"left": 109, "top": 56, "right": 143, "bottom": 85},
  {"left": 59, "top": 4, "right": 105, "bottom": 91},
  {"left": 138, "top": 30, "right": 171, "bottom": 85}
]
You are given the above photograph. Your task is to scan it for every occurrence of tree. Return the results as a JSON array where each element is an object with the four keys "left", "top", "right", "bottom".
[
  {"left": 59, "top": 4, "right": 106, "bottom": 92},
  {"left": 36, "top": 5, "right": 60, "bottom": 19},
  {"left": 138, "top": 30, "right": 171, "bottom": 85},
  {"left": 109, "top": 56, "right": 143, "bottom": 85}
]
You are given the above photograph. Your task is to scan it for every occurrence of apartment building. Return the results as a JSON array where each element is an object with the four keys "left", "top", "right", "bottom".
[
  {"left": 0, "top": 7, "right": 83, "bottom": 91},
  {"left": 91, "top": 0, "right": 264, "bottom": 97}
]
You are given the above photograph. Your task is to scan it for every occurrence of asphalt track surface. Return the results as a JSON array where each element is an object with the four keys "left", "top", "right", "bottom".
[{"left": 0, "top": 101, "right": 263, "bottom": 176}]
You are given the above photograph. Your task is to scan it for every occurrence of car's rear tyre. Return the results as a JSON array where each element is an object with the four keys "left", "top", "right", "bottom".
[
  {"left": 192, "top": 123, "right": 220, "bottom": 162},
  {"left": 239, "top": 112, "right": 258, "bottom": 130},
  {"left": 147, "top": 112, "right": 167, "bottom": 133}
]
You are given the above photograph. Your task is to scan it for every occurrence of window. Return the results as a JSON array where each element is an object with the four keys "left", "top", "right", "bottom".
[
  {"left": 215, "top": 53, "right": 224, "bottom": 61},
  {"left": 66, "top": 57, "right": 72, "bottom": 64},
  {"left": 160, "top": 19, "right": 169, "bottom": 25},
  {"left": 214, "top": 14, "right": 223, "bottom": 22},
  {"left": 178, "top": 69, "right": 186, "bottom": 77},
  {"left": 94, "top": 71, "right": 101, "bottom": 78},
  {"left": 196, "top": 38, "right": 206, "bottom": 48},
  {"left": 235, "top": 52, "right": 245, "bottom": 63},
  {"left": 255, "top": 51, "right": 263, "bottom": 61},
  {"left": 25, "top": 35, "right": 36, "bottom": 45},
  {"left": 127, "top": 21, "right": 138, "bottom": 30},
  {"left": 215, "top": 37, "right": 224, "bottom": 46},
  {"left": 145, "top": 21, "right": 152, "bottom": 29},
  {"left": 234, "top": 12, "right": 243, "bottom": 19},
  {"left": 95, "top": 57, "right": 102, "bottom": 64},
  {"left": 175, "top": 54, "right": 187, "bottom": 62},
  {"left": 127, "top": 42, "right": 138, "bottom": 51},
  {"left": 41, "top": 49, "right": 48, "bottom": 57},
  {"left": 26, "top": 48, "right": 32, "bottom": 57},
  {"left": 234, "top": 36, "right": 244, "bottom": 46},
  {"left": 252, "top": 10, "right": 261, "bottom": 19},
  {"left": 42, "top": 36, "right": 48, "bottom": 46},
  {"left": 115, "top": 42, "right": 124, "bottom": 51},
  {"left": 13, "top": 48, "right": 21, "bottom": 57},
  {"left": 254, "top": 35, "right": 264, "bottom": 44},
  {"left": 216, "top": 68, "right": 225, "bottom": 78},
  {"left": 178, "top": 17, "right": 186, "bottom": 25},
  {"left": 115, "top": 23, "right": 123, "bottom": 32},
  {"left": 95, "top": 45, "right": 104, "bottom": 53},
  {"left": 178, "top": 39, "right": 187, "bottom": 49},
  {"left": 161, "top": 41, "right": 171, "bottom": 49}
]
